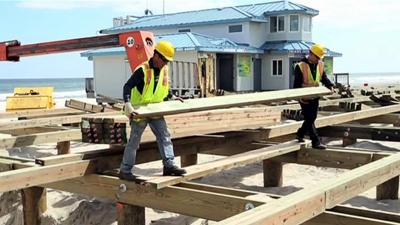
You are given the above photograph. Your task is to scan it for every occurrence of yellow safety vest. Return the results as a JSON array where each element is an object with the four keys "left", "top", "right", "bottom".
[
  {"left": 296, "top": 61, "right": 324, "bottom": 87},
  {"left": 130, "top": 62, "right": 170, "bottom": 106}
]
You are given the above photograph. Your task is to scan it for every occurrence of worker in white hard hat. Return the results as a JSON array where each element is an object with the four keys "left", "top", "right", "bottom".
[
  {"left": 120, "top": 40, "right": 186, "bottom": 181},
  {"left": 293, "top": 43, "right": 335, "bottom": 150}
]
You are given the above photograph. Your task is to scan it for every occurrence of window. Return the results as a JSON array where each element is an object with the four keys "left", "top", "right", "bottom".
[
  {"left": 270, "top": 16, "right": 285, "bottom": 32},
  {"left": 290, "top": 15, "right": 299, "bottom": 32},
  {"left": 272, "top": 60, "right": 283, "bottom": 76},
  {"left": 303, "top": 16, "right": 311, "bottom": 32},
  {"left": 229, "top": 24, "right": 242, "bottom": 33},
  {"left": 178, "top": 28, "right": 191, "bottom": 32}
]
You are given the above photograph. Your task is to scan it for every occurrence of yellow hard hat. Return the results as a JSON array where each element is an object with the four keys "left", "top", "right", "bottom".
[
  {"left": 310, "top": 43, "right": 325, "bottom": 59},
  {"left": 155, "top": 40, "right": 175, "bottom": 61}
]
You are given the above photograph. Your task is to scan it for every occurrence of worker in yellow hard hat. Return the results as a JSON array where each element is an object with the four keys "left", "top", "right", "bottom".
[
  {"left": 293, "top": 43, "right": 335, "bottom": 150},
  {"left": 120, "top": 40, "right": 186, "bottom": 181}
]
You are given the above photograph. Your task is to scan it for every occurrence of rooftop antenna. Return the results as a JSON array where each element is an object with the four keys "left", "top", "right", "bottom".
[
  {"left": 163, "top": 0, "right": 165, "bottom": 15},
  {"left": 144, "top": 0, "right": 153, "bottom": 16}
]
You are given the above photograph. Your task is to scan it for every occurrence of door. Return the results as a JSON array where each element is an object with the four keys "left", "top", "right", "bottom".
[
  {"left": 253, "top": 58, "right": 262, "bottom": 91},
  {"left": 289, "top": 58, "right": 302, "bottom": 89},
  {"left": 217, "top": 54, "right": 234, "bottom": 91}
]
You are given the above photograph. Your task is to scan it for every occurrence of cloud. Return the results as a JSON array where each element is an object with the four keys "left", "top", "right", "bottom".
[{"left": 295, "top": 0, "right": 400, "bottom": 31}]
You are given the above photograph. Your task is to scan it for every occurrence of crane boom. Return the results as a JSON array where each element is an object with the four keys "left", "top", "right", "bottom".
[{"left": 0, "top": 31, "right": 155, "bottom": 71}]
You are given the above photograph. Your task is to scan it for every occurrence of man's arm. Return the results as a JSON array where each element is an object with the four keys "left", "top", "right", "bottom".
[
  {"left": 123, "top": 68, "right": 145, "bottom": 102},
  {"left": 320, "top": 71, "right": 334, "bottom": 89},
  {"left": 293, "top": 65, "right": 304, "bottom": 88}
]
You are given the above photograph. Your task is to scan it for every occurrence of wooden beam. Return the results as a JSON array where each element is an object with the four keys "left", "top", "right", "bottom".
[
  {"left": 356, "top": 113, "right": 400, "bottom": 125},
  {"left": 45, "top": 174, "right": 265, "bottom": 221},
  {"left": 146, "top": 140, "right": 307, "bottom": 189},
  {"left": 216, "top": 153, "right": 400, "bottom": 225},
  {"left": 131, "top": 87, "right": 330, "bottom": 119},
  {"left": 0, "top": 129, "right": 81, "bottom": 149}
]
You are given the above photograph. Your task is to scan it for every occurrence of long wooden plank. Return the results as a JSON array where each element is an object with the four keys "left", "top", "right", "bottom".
[
  {"left": 0, "top": 129, "right": 81, "bottom": 149},
  {"left": 216, "top": 153, "right": 400, "bottom": 225},
  {"left": 263, "top": 104, "right": 400, "bottom": 139},
  {"left": 306, "top": 211, "right": 400, "bottom": 225},
  {"left": 147, "top": 140, "right": 307, "bottom": 189},
  {"left": 132, "top": 86, "right": 330, "bottom": 118}
]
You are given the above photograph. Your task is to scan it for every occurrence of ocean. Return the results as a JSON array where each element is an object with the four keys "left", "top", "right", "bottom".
[
  {"left": 347, "top": 72, "right": 400, "bottom": 87},
  {"left": 0, "top": 78, "right": 87, "bottom": 102},
  {"left": 0, "top": 73, "right": 399, "bottom": 102}
]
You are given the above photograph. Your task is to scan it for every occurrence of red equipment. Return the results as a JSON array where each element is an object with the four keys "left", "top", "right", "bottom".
[{"left": 0, "top": 31, "right": 155, "bottom": 71}]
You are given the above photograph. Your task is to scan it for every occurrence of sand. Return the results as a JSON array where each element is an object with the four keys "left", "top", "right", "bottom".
[{"left": 0, "top": 98, "right": 399, "bottom": 224}]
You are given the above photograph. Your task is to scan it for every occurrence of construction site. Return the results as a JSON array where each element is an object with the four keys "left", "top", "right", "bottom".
[{"left": 0, "top": 1, "right": 399, "bottom": 225}]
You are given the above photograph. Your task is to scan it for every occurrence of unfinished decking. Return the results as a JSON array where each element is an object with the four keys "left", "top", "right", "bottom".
[{"left": 0, "top": 87, "right": 399, "bottom": 225}]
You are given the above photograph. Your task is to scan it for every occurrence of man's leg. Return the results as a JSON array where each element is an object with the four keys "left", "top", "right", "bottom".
[
  {"left": 297, "top": 103, "right": 311, "bottom": 142},
  {"left": 119, "top": 120, "right": 147, "bottom": 180},
  {"left": 307, "top": 100, "right": 325, "bottom": 149},
  {"left": 149, "top": 117, "right": 186, "bottom": 176}
]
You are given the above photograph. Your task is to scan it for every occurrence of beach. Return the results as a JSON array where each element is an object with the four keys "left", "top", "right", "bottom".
[{"left": 0, "top": 79, "right": 399, "bottom": 224}]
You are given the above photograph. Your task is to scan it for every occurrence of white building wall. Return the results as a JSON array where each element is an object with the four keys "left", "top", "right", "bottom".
[
  {"left": 261, "top": 54, "right": 290, "bottom": 90},
  {"left": 91, "top": 51, "right": 198, "bottom": 100},
  {"left": 249, "top": 23, "right": 268, "bottom": 47},
  {"left": 151, "top": 22, "right": 253, "bottom": 45},
  {"left": 265, "top": 14, "right": 312, "bottom": 42},
  {"left": 93, "top": 55, "right": 130, "bottom": 100}
]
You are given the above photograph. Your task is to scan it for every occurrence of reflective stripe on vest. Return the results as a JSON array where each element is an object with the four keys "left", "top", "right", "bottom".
[
  {"left": 130, "top": 62, "right": 170, "bottom": 106},
  {"left": 297, "top": 61, "right": 324, "bottom": 87}
]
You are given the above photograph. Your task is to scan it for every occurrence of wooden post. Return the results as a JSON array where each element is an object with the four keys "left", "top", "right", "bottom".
[
  {"left": 342, "top": 137, "right": 356, "bottom": 147},
  {"left": 263, "top": 160, "right": 283, "bottom": 187},
  {"left": 117, "top": 202, "right": 145, "bottom": 225},
  {"left": 56, "top": 141, "right": 71, "bottom": 155},
  {"left": 376, "top": 176, "right": 399, "bottom": 200},
  {"left": 21, "top": 187, "right": 47, "bottom": 225},
  {"left": 181, "top": 154, "right": 198, "bottom": 167}
]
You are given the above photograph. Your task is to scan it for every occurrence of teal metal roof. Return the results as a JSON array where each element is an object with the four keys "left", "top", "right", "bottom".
[
  {"left": 100, "top": 1, "right": 318, "bottom": 34},
  {"left": 261, "top": 40, "right": 342, "bottom": 57},
  {"left": 81, "top": 32, "right": 263, "bottom": 58}
]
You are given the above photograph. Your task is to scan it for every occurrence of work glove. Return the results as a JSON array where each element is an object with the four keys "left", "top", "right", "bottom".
[{"left": 123, "top": 102, "right": 136, "bottom": 119}]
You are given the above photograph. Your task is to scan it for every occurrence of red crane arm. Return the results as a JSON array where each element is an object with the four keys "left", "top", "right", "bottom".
[{"left": 0, "top": 31, "right": 155, "bottom": 71}]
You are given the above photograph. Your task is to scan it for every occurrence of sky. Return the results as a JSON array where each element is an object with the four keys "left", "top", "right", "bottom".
[{"left": 0, "top": 0, "right": 399, "bottom": 79}]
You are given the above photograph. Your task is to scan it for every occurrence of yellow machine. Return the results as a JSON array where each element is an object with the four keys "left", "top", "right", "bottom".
[{"left": 6, "top": 87, "right": 55, "bottom": 111}]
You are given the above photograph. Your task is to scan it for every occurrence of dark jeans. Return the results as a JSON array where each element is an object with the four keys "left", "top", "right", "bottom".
[{"left": 297, "top": 99, "right": 321, "bottom": 146}]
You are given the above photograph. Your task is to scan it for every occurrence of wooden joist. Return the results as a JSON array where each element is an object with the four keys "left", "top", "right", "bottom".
[
  {"left": 146, "top": 140, "right": 307, "bottom": 189},
  {"left": 0, "top": 107, "right": 82, "bottom": 119},
  {"left": 263, "top": 104, "right": 400, "bottom": 139},
  {"left": 131, "top": 86, "right": 331, "bottom": 118},
  {"left": 0, "top": 129, "right": 81, "bottom": 149},
  {"left": 65, "top": 99, "right": 106, "bottom": 113},
  {"left": 319, "top": 124, "right": 400, "bottom": 142},
  {"left": 273, "top": 148, "right": 392, "bottom": 169},
  {"left": 0, "top": 111, "right": 118, "bottom": 132}
]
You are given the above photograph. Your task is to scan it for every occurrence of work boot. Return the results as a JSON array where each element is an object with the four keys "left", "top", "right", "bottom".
[
  {"left": 312, "top": 143, "right": 327, "bottom": 150},
  {"left": 296, "top": 135, "right": 305, "bottom": 143},
  {"left": 163, "top": 165, "right": 187, "bottom": 176},
  {"left": 119, "top": 172, "right": 137, "bottom": 181}
]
